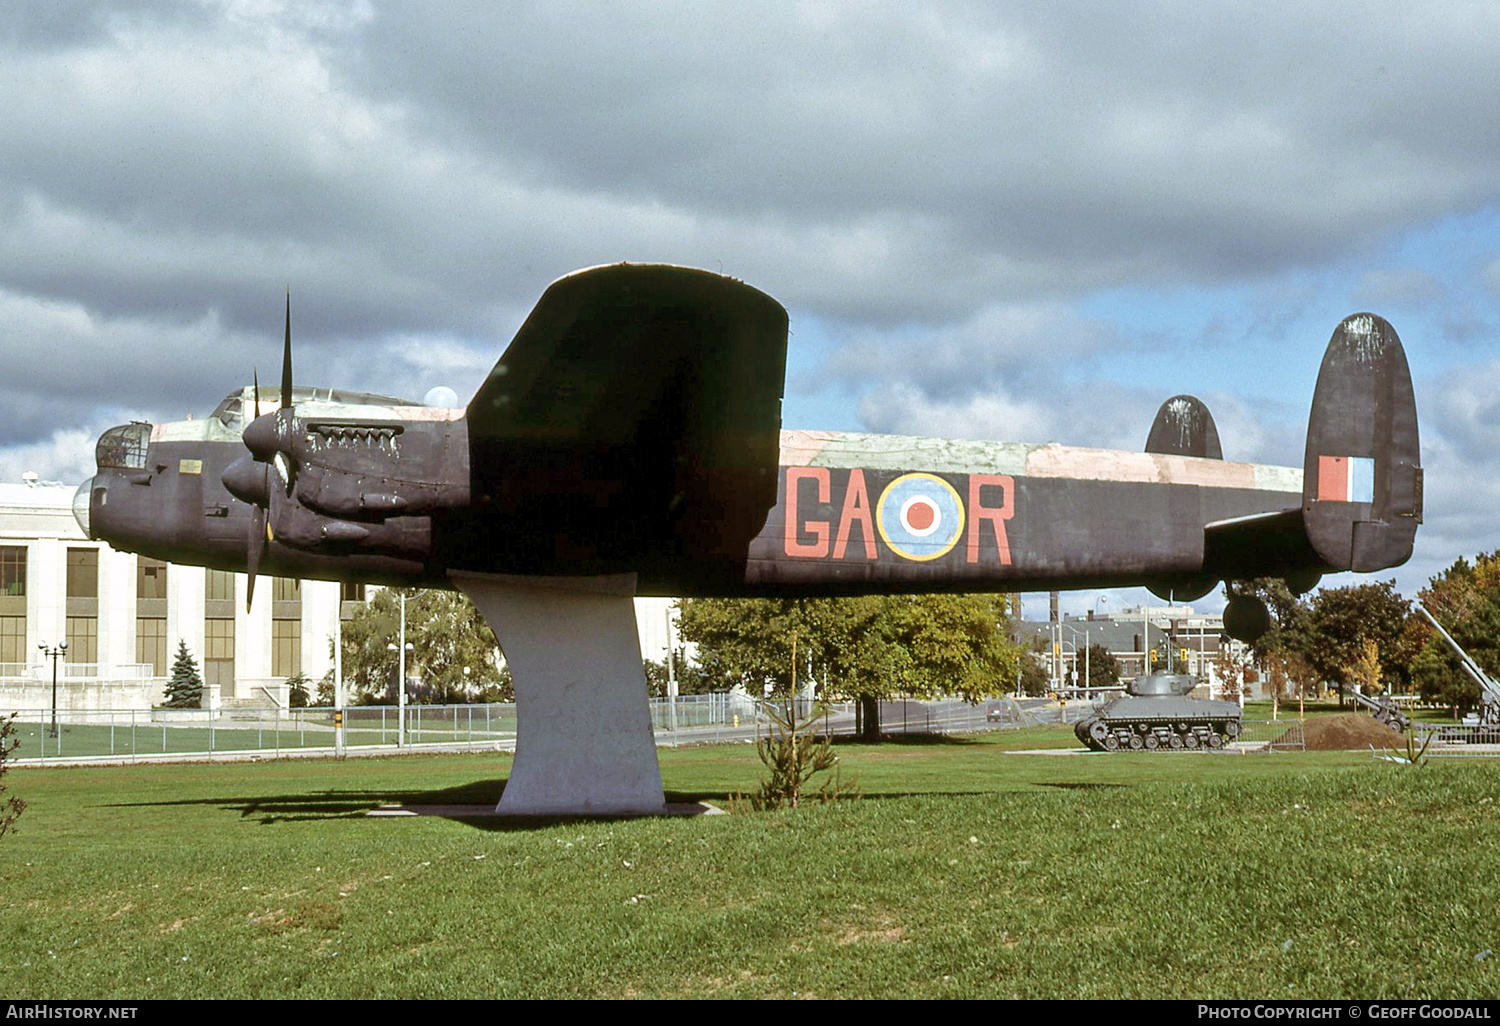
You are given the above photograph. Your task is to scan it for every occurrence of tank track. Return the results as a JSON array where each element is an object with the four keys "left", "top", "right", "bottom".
[{"left": 1074, "top": 714, "right": 1241, "bottom": 751}]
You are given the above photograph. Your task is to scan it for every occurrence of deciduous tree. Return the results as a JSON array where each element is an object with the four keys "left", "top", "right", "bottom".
[
  {"left": 0, "top": 713, "right": 24, "bottom": 840},
  {"left": 340, "top": 588, "right": 507, "bottom": 703},
  {"left": 1081, "top": 644, "right": 1121, "bottom": 689},
  {"left": 676, "top": 594, "right": 1023, "bottom": 738},
  {"left": 1305, "top": 580, "right": 1411, "bottom": 704}
]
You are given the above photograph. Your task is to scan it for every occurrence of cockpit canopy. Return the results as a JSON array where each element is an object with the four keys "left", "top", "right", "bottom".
[
  {"left": 210, "top": 385, "right": 421, "bottom": 431},
  {"left": 95, "top": 422, "right": 151, "bottom": 470}
]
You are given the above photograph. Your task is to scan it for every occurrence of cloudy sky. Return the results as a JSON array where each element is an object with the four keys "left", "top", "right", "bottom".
[{"left": 3, "top": 1, "right": 1499, "bottom": 617}]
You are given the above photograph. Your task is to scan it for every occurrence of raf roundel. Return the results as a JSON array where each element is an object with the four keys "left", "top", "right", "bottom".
[{"left": 876, "top": 473, "right": 966, "bottom": 561}]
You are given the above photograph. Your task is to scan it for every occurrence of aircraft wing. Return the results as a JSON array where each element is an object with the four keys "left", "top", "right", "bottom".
[{"left": 461, "top": 264, "right": 790, "bottom": 577}]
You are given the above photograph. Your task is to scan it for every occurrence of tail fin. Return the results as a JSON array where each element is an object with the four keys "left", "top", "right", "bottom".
[
  {"left": 1145, "top": 395, "right": 1223, "bottom": 459},
  {"left": 1302, "top": 313, "right": 1422, "bottom": 572}
]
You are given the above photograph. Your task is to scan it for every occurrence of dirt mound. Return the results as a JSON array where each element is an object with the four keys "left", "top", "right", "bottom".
[{"left": 1302, "top": 713, "right": 1407, "bottom": 751}]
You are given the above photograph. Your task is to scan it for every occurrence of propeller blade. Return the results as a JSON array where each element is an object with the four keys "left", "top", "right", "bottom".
[
  {"left": 281, "top": 289, "right": 293, "bottom": 410},
  {"left": 246, "top": 501, "right": 266, "bottom": 613},
  {"left": 253, "top": 367, "right": 260, "bottom": 420}
]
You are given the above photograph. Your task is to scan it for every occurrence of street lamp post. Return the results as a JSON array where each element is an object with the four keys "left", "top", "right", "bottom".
[
  {"left": 38, "top": 641, "right": 68, "bottom": 739},
  {"left": 387, "top": 592, "right": 413, "bottom": 747},
  {"left": 334, "top": 601, "right": 344, "bottom": 756},
  {"left": 387, "top": 638, "right": 414, "bottom": 746}
]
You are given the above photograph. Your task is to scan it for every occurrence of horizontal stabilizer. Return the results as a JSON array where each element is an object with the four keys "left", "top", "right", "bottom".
[
  {"left": 1302, "top": 314, "right": 1422, "bottom": 572},
  {"left": 1203, "top": 508, "right": 1319, "bottom": 580}
]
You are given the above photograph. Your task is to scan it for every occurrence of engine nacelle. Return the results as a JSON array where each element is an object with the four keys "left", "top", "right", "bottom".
[{"left": 291, "top": 416, "right": 470, "bottom": 519}]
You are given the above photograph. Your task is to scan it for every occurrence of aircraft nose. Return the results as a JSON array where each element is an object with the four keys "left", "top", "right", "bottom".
[{"left": 73, "top": 476, "right": 95, "bottom": 538}]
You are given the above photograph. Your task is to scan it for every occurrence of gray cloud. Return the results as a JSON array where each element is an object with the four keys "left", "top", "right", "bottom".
[
  {"left": 6, "top": 2, "right": 1500, "bottom": 340},
  {"left": 335, "top": 3, "right": 1500, "bottom": 306},
  {"left": 1350, "top": 270, "right": 1449, "bottom": 311},
  {"left": 820, "top": 301, "right": 1119, "bottom": 400},
  {"left": 0, "top": 1, "right": 1498, "bottom": 598}
]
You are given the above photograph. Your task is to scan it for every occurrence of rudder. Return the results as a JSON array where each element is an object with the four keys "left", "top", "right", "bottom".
[{"left": 1302, "top": 313, "right": 1422, "bottom": 572}]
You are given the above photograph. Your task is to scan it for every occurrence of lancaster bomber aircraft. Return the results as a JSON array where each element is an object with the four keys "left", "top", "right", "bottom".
[{"left": 77, "top": 264, "right": 1422, "bottom": 813}]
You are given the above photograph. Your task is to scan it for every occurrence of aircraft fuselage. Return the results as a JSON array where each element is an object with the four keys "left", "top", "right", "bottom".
[{"left": 81, "top": 412, "right": 1308, "bottom": 598}]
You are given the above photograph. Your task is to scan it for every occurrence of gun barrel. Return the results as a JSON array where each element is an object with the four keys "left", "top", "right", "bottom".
[{"left": 1416, "top": 603, "right": 1500, "bottom": 705}]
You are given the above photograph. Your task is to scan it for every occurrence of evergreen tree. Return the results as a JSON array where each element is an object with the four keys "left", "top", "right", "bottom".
[
  {"left": 164, "top": 641, "right": 204, "bottom": 708},
  {"left": 1410, "top": 552, "right": 1500, "bottom": 714},
  {"left": 1081, "top": 643, "right": 1121, "bottom": 688},
  {"left": 286, "top": 672, "right": 310, "bottom": 708}
]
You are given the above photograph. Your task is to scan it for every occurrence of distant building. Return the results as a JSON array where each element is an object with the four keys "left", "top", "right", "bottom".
[
  {"left": 1, "top": 479, "right": 347, "bottom": 710},
  {"left": 0, "top": 477, "right": 678, "bottom": 711},
  {"left": 1019, "top": 604, "right": 1249, "bottom": 692}
]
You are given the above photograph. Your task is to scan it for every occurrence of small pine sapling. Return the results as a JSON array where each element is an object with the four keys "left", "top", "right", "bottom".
[{"left": 164, "top": 641, "right": 204, "bottom": 708}]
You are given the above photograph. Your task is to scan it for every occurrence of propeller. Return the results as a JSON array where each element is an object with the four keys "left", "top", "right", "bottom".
[
  {"left": 226, "top": 292, "right": 297, "bottom": 611},
  {"left": 281, "top": 288, "right": 293, "bottom": 410},
  {"left": 246, "top": 368, "right": 267, "bottom": 610}
]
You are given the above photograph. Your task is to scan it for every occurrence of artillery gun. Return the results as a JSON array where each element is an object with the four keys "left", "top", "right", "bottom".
[
  {"left": 1074, "top": 643, "right": 1242, "bottom": 751},
  {"left": 1348, "top": 689, "right": 1410, "bottom": 734},
  {"left": 1416, "top": 603, "right": 1500, "bottom": 726}
]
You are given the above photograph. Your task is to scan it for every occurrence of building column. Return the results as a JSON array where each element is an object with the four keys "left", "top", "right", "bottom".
[
  {"left": 99, "top": 547, "right": 136, "bottom": 675},
  {"left": 301, "top": 580, "right": 339, "bottom": 688},
  {"left": 31, "top": 538, "right": 65, "bottom": 667},
  {"left": 237, "top": 572, "right": 271, "bottom": 699},
  {"left": 168, "top": 566, "right": 206, "bottom": 683}
]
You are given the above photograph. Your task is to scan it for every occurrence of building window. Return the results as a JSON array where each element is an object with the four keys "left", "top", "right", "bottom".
[
  {"left": 340, "top": 581, "right": 366, "bottom": 602},
  {"left": 137, "top": 618, "right": 167, "bottom": 676},
  {"left": 272, "top": 619, "right": 302, "bottom": 678},
  {"left": 0, "top": 616, "right": 24, "bottom": 667},
  {"left": 65, "top": 616, "right": 98, "bottom": 665},
  {"left": 66, "top": 548, "right": 98, "bottom": 599},
  {"left": 204, "top": 618, "right": 235, "bottom": 688},
  {"left": 272, "top": 577, "right": 300, "bottom": 602},
  {"left": 137, "top": 557, "right": 168, "bottom": 599},
  {"left": 0, "top": 546, "right": 25, "bottom": 597},
  {"left": 206, "top": 569, "right": 235, "bottom": 603}
]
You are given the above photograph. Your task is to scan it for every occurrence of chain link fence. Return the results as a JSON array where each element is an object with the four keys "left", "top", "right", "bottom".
[
  {"left": 6, "top": 696, "right": 1328, "bottom": 764},
  {"left": 1411, "top": 723, "right": 1500, "bottom": 757},
  {"left": 10, "top": 694, "right": 1097, "bottom": 764}
]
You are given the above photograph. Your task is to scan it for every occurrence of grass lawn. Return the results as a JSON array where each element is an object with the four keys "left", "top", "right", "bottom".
[{"left": 3, "top": 726, "right": 1499, "bottom": 999}]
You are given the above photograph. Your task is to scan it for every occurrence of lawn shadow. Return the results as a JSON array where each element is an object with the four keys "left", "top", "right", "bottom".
[
  {"left": 105, "top": 778, "right": 504, "bottom": 824},
  {"left": 831, "top": 733, "right": 987, "bottom": 748},
  {"left": 106, "top": 778, "right": 748, "bottom": 829}
]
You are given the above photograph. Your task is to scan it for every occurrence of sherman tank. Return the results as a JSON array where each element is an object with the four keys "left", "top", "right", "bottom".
[{"left": 1073, "top": 655, "right": 1242, "bottom": 752}]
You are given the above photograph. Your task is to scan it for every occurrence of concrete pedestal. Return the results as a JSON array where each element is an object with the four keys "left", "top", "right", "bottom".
[{"left": 451, "top": 571, "right": 667, "bottom": 816}]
